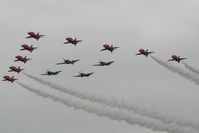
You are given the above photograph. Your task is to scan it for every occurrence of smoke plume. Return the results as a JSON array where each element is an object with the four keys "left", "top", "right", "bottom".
[
  {"left": 23, "top": 72, "right": 199, "bottom": 131},
  {"left": 17, "top": 81, "right": 197, "bottom": 133},
  {"left": 183, "top": 62, "right": 199, "bottom": 76},
  {"left": 151, "top": 56, "right": 199, "bottom": 85}
]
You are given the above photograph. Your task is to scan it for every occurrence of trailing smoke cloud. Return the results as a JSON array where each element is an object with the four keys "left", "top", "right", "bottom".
[
  {"left": 23, "top": 72, "right": 199, "bottom": 131},
  {"left": 151, "top": 56, "right": 199, "bottom": 85},
  {"left": 17, "top": 81, "right": 197, "bottom": 133},
  {"left": 183, "top": 62, "right": 199, "bottom": 75}
]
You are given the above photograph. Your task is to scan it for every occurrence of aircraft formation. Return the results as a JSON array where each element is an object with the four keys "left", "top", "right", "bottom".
[{"left": 2, "top": 31, "right": 187, "bottom": 83}]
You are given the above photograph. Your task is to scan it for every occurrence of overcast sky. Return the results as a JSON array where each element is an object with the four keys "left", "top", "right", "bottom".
[{"left": 1, "top": 0, "right": 199, "bottom": 133}]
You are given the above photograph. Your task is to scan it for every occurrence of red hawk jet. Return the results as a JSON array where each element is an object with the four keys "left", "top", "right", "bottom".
[
  {"left": 2, "top": 75, "right": 17, "bottom": 83},
  {"left": 8, "top": 66, "right": 24, "bottom": 74},
  {"left": 136, "top": 49, "right": 154, "bottom": 57},
  {"left": 100, "top": 44, "right": 119, "bottom": 52},
  {"left": 64, "top": 37, "right": 82, "bottom": 46},
  {"left": 168, "top": 55, "right": 186, "bottom": 63},
  {"left": 26, "top": 32, "right": 44, "bottom": 40},
  {"left": 20, "top": 44, "right": 38, "bottom": 53},
  {"left": 14, "top": 55, "right": 31, "bottom": 63}
]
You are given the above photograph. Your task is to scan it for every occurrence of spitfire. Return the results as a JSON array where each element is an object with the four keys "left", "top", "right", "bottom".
[
  {"left": 41, "top": 70, "right": 61, "bottom": 76},
  {"left": 73, "top": 72, "right": 94, "bottom": 77}
]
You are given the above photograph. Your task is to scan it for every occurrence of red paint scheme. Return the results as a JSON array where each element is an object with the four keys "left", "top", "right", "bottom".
[
  {"left": 26, "top": 32, "right": 44, "bottom": 40},
  {"left": 8, "top": 66, "right": 24, "bottom": 74},
  {"left": 14, "top": 55, "right": 31, "bottom": 63},
  {"left": 2, "top": 75, "right": 17, "bottom": 83}
]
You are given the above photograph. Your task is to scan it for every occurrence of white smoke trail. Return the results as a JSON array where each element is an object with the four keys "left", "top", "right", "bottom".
[
  {"left": 183, "top": 62, "right": 199, "bottom": 75},
  {"left": 23, "top": 72, "right": 199, "bottom": 131},
  {"left": 151, "top": 56, "right": 199, "bottom": 85},
  {"left": 17, "top": 81, "right": 197, "bottom": 133}
]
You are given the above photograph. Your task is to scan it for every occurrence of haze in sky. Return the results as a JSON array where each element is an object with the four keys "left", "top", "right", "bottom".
[{"left": 1, "top": 0, "right": 199, "bottom": 133}]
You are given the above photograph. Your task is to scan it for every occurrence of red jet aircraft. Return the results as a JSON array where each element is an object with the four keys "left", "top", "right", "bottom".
[
  {"left": 64, "top": 37, "right": 82, "bottom": 46},
  {"left": 2, "top": 75, "right": 17, "bottom": 83},
  {"left": 14, "top": 55, "right": 31, "bottom": 63},
  {"left": 136, "top": 49, "right": 154, "bottom": 57},
  {"left": 20, "top": 44, "right": 38, "bottom": 53},
  {"left": 168, "top": 55, "right": 186, "bottom": 63},
  {"left": 100, "top": 44, "right": 119, "bottom": 52},
  {"left": 26, "top": 32, "right": 44, "bottom": 40},
  {"left": 8, "top": 66, "right": 24, "bottom": 74}
]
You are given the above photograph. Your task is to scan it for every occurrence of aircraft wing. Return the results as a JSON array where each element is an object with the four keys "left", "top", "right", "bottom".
[
  {"left": 26, "top": 36, "right": 32, "bottom": 39},
  {"left": 168, "top": 59, "right": 174, "bottom": 61},
  {"left": 73, "top": 75, "right": 81, "bottom": 77},
  {"left": 64, "top": 42, "right": 70, "bottom": 44},
  {"left": 56, "top": 62, "right": 66, "bottom": 65},
  {"left": 89, "top": 72, "right": 94, "bottom": 75},
  {"left": 113, "top": 47, "right": 119, "bottom": 49},
  {"left": 39, "top": 35, "right": 45, "bottom": 37},
  {"left": 148, "top": 52, "right": 154, "bottom": 54},
  {"left": 136, "top": 53, "right": 142, "bottom": 55},
  {"left": 76, "top": 40, "right": 82, "bottom": 43},
  {"left": 107, "top": 61, "right": 114, "bottom": 65},
  {"left": 93, "top": 64, "right": 102, "bottom": 66},
  {"left": 180, "top": 58, "right": 187, "bottom": 60},
  {"left": 73, "top": 59, "right": 80, "bottom": 62},
  {"left": 41, "top": 73, "right": 49, "bottom": 75},
  {"left": 54, "top": 71, "right": 61, "bottom": 75},
  {"left": 100, "top": 48, "right": 106, "bottom": 51}
]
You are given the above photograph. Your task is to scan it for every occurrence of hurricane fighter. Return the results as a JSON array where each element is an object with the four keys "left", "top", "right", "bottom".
[
  {"left": 93, "top": 61, "right": 114, "bottom": 66},
  {"left": 56, "top": 58, "right": 79, "bottom": 65},
  {"left": 41, "top": 70, "right": 61, "bottom": 76},
  {"left": 73, "top": 72, "right": 94, "bottom": 77}
]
